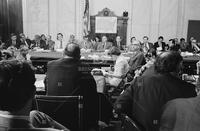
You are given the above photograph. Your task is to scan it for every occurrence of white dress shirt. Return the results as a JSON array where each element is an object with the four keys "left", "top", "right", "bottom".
[{"left": 54, "top": 40, "right": 67, "bottom": 51}]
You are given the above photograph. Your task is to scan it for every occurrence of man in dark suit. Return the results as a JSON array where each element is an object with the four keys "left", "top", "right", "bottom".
[
  {"left": 5, "top": 33, "right": 21, "bottom": 49},
  {"left": 46, "top": 43, "right": 99, "bottom": 131},
  {"left": 46, "top": 35, "right": 55, "bottom": 50},
  {"left": 79, "top": 35, "right": 93, "bottom": 49},
  {"left": 97, "top": 35, "right": 113, "bottom": 51},
  {"left": 154, "top": 36, "right": 168, "bottom": 52},
  {"left": 115, "top": 51, "right": 197, "bottom": 131},
  {"left": 114, "top": 36, "right": 124, "bottom": 50},
  {"left": 19, "top": 33, "right": 32, "bottom": 48},
  {"left": 141, "top": 36, "right": 154, "bottom": 54}
]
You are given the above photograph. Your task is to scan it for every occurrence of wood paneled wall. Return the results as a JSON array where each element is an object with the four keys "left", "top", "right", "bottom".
[{"left": 0, "top": 0, "right": 23, "bottom": 41}]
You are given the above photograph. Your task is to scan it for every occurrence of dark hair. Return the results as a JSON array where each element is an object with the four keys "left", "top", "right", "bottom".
[
  {"left": 57, "top": 33, "right": 63, "bottom": 40},
  {"left": 64, "top": 43, "right": 81, "bottom": 59},
  {"left": 0, "top": 60, "right": 36, "bottom": 112},
  {"left": 155, "top": 51, "right": 183, "bottom": 74},
  {"left": 180, "top": 38, "right": 185, "bottom": 42},
  {"left": 108, "top": 47, "right": 121, "bottom": 56},
  {"left": 10, "top": 33, "right": 17, "bottom": 37},
  {"left": 158, "top": 36, "right": 164, "bottom": 40},
  {"left": 169, "top": 39, "right": 175, "bottom": 44},
  {"left": 130, "top": 37, "right": 136, "bottom": 43},
  {"left": 41, "top": 34, "right": 46, "bottom": 38},
  {"left": 143, "top": 36, "right": 149, "bottom": 40}
]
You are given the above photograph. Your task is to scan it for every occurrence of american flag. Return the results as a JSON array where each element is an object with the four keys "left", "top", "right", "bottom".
[{"left": 83, "top": 0, "right": 90, "bottom": 36}]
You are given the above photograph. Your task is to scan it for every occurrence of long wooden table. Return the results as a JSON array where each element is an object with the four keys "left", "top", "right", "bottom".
[
  {"left": 30, "top": 51, "right": 200, "bottom": 94},
  {"left": 29, "top": 51, "right": 200, "bottom": 74}
]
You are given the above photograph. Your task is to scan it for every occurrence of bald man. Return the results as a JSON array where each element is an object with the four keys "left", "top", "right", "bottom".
[{"left": 46, "top": 43, "right": 98, "bottom": 131}]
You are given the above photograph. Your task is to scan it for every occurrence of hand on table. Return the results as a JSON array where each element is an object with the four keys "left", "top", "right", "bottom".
[{"left": 101, "top": 69, "right": 109, "bottom": 77}]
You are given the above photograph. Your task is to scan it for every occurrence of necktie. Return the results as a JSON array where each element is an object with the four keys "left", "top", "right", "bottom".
[
  {"left": 104, "top": 42, "right": 107, "bottom": 50},
  {"left": 60, "top": 41, "right": 63, "bottom": 49}
]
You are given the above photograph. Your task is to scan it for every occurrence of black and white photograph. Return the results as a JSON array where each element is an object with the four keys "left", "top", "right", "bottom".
[{"left": 0, "top": 0, "right": 200, "bottom": 131}]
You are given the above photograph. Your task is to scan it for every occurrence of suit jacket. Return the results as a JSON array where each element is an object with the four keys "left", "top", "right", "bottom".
[
  {"left": 154, "top": 42, "right": 167, "bottom": 51},
  {"left": 97, "top": 42, "right": 113, "bottom": 51},
  {"left": 5, "top": 40, "right": 21, "bottom": 49},
  {"left": 113, "top": 42, "right": 124, "bottom": 50},
  {"left": 46, "top": 58, "right": 98, "bottom": 130},
  {"left": 160, "top": 95, "right": 200, "bottom": 131},
  {"left": 79, "top": 41, "right": 93, "bottom": 49},
  {"left": 141, "top": 42, "right": 154, "bottom": 53},
  {"left": 19, "top": 38, "right": 32, "bottom": 48},
  {"left": 128, "top": 51, "right": 146, "bottom": 74},
  {"left": 39, "top": 40, "right": 47, "bottom": 49},
  {"left": 46, "top": 40, "right": 55, "bottom": 50},
  {"left": 115, "top": 73, "right": 197, "bottom": 131}
]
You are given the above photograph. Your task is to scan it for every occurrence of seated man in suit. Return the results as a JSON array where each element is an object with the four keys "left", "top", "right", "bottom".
[
  {"left": 141, "top": 36, "right": 154, "bottom": 54},
  {"left": 154, "top": 36, "right": 168, "bottom": 52},
  {"left": 114, "top": 36, "right": 124, "bottom": 50},
  {"left": 79, "top": 35, "right": 93, "bottom": 50},
  {"left": 97, "top": 36, "right": 113, "bottom": 51},
  {"left": 46, "top": 35, "right": 55, "bottom": 50},
  {"left": 0, "top": 60, "right": 68, "bottom": 131},
  {"left": 46, "top": 43, "right": 99, "bottom": 130},
  {"left": 115, "top": 51, "right": 197, "bottom": 131},
  {"left": 19, "top": 33, "right": 32, "bottom": 49},
  {"left": 54, "top": 33, "right": 67, "bottom": 51}
]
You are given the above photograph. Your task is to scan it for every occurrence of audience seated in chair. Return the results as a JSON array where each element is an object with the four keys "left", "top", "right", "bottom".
[
  {"left": 102, "top": 47, "right": 129, "bottom": 88},
  {"left": 46, "top": 43, "right": 99, "bottom": 130},
  {"left": 114, "top": 51, "right": 197, "bottom": 131},
  {"left": 127, "top": 40, "right": 146, "bottom": 82},
  {"left": 0, "top": 60, "right": 68, "bottom": 131}
]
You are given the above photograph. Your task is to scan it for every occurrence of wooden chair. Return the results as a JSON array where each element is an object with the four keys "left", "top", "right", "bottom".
[{"left": 35, "top": 95, "right": 83, "bottom": 131}]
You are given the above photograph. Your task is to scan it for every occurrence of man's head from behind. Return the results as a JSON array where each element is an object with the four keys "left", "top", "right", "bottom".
[
  {"left": 155, "top": 51, "right": 183, "bottom": 76},
  {"left": 0, "top": 60, "right": 36, "bottom": 112},
  {"left": 64, "top": 43, "right": 81, "bottom": 60}
]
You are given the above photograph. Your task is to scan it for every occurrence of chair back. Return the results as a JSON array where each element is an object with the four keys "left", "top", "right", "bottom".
[
  {"left": 120, "top": 114, "right": 141, "bottom": 131},
  {"left": 35, "top": 95, "right": 83, "bottom": 131}
]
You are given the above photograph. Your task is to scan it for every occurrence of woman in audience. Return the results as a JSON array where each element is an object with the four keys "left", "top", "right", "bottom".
[{"left": 102, "top": 47, "right": 129, "bottom": 87}]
